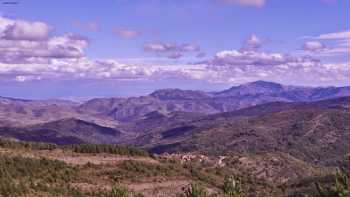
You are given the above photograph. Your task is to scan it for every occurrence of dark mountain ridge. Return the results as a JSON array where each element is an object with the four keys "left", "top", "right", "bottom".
[{"left": 0, "top": 118, "right": 122, "bottom": 145}]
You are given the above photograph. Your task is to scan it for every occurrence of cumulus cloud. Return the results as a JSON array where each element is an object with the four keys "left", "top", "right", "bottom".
[
  {"left": 0, "top": 16, "right": 182, "bottom": 83},
  {"left": 0, "top": 33, "right": 88, "bottom": 64},
  {"left": 0, "top": 57, "right": 212, "bottom": 83},
  {"left": 302, "top": 30, "right": 350, "bottom": 56},
  {"left": 316, "top": 30, "right": 350, "bottom": 40},
  {"left": 0, "top": 16, "right": 89, "bottom": 65},
  {"left": 0, "top": 16, "right": 95, "bottom": 81},
  {"left": 144, "top": 43, "right": 200, "bottom": 53},
  {"left": 195, "top": 48, "right": 350, "bottom": 85},
  {"left": 191, "top": 46, "right": 350, "bottom": 85},
  {"left": 0, "top": 17, "right": 51, "bottom": 41},
  {"left": 302, "top": 41, "right": 327, "bottom": 52},
  {"left": 0, "top": 14, "right": 88, "bottom": 64},
  {"left": 144, "top": 42, "right": 200, "bottom": 59},
  {"left": 0, "top": 16, "right": 202, "bottom": 82},
  {"left": 2, "top": 16, "right": 350, "bottom": 87},
  {"left": 113, "top": 28, "right": 141, "bottom": 38},
  {"left": 15, "top": 75, "right": 42, "bottom": 82},
  {"left": 220, "top": 0, "right": 266, "bottom": 7},
  {"left": 205, "top": 50, "right": 313, "bottom": 67}
]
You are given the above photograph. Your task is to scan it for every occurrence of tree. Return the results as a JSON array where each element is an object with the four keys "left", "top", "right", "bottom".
[
  {"left": 185, "top": 183, "right": 209, "bottom": 197},
  {"left": 332, "top": 169, "right": 350, "bottom": 196},
  {"left": 104, "top": 186, "right": 129, "bottom": 197},
  {"left": 223, "top": 176, "right": 244, "bottom": 197},
  {"left": 315, "top": 167, "right": 350, "bottom": 196}
]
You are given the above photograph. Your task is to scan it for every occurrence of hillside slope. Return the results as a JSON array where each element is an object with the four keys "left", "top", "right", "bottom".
[
  {"left": 132, "top": 97, "right": 350, "bottom": 166},
  {"left": 0, "top": 118, "right": 122, "bottom": 145}
]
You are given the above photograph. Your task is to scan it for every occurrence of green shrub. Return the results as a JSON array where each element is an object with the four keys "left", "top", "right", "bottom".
[
  {"left": 0, "top": 139, "right": 57, "bottom": 150},
  {"left": 65, "top": 144, "right": 149, "bottom": 157},
  {"left": 185, "top": 183, "right": 209, "bottom": 197},
  {"left": 183, "top": 164, "right": 219, "bottom": 187},
  {"left": 0, "top": 178, "right": 27, "bottom": 197},
  {"left": 103, "top": 186, "right": 129, "bottom": 197},
  {"left": 103, "top": 160, "right": 184, "bottom": 182},
  {"left": 0, "top": 156, "right": 73, "bottom": 181},
  {"left": 0, "top": 155, "right": 79, "bottom": 196},
  {"left": 315, "top": 169, "right": 350, "bottom": 197},
  {"left": 223, "top": 176, "right": 244, "bottom": 197}
]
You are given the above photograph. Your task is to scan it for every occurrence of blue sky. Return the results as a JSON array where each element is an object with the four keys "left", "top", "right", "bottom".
[{"left": 1, "top": 0, "right": 350, "bottom": 99}]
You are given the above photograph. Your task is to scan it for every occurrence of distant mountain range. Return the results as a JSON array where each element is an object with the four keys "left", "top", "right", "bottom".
[
  {"left": 79, "top": 80, "right": 350, "bottom": 122},
  {"left": 1, "top": 80, "right": 350, "bottom": 164}
]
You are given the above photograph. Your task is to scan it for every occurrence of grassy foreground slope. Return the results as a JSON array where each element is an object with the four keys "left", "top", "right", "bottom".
[
  {"left": 0, "top": 140, "right": 278, "bottom": 197},
  {"left": 0, "top": 140, "right": 348, "bottom": 196}
]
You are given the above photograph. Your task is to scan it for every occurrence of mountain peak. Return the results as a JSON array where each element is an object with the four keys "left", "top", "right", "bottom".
[
  {"left": 244, "top": 80, "right": 283, "bottom": 88},
  {"left": 216, "top": 81, "right": 285, "bottom": 97}
]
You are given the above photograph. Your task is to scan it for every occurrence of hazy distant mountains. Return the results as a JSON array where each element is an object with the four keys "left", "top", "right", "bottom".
[
  {"left": 80, "top": 80, "right": 350, "bottom": 121},
  {"left": 0, "top": 96, "right": 119, "bottom": 128},
  {"left": 1, "top": 80, "right": 350, "bottom": 150},
  {"left": 3, "top": 81, "right": 350, "bottom": 196}
]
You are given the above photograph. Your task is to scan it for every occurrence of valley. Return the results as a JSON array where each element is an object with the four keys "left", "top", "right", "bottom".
[{"left": 1, "top": 81, "right": 350, "bottom": 196}]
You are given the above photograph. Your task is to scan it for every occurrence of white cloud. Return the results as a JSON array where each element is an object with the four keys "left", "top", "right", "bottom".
[
  {"left": 1, "top": 16, "right": 350, "bottom": 87},
  {"left": 2, "top": 45, "right": 350, "bottom": 87},
  {"left": 304, "top": 30, "right": 350, "bottom": 56},
  {"left": 0, "top": 16, "right": 90, "bottom": 65},
  {"left": 195, "top": 49, "right": 350, "bottom": 85},
  {"left": 144, "top": 42, "right": 200, "bottom": 59},
  {"left": 317, "top": 30, "right": 350, "bottom": 40},
  {"left": 302, "top": 41, "right": 327, "bottom": 52},
  {"left": 15, "top": 75, "right": 42, "bottom": 82},
  {"left": 0, "top": 33, "right": 88, "bottom": 64},
  {"left": 0, "top": 17, "right": 51, "bottom": 41},
  {"left": 206, "top": 50, "right": 306, "bottom": 67}
]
